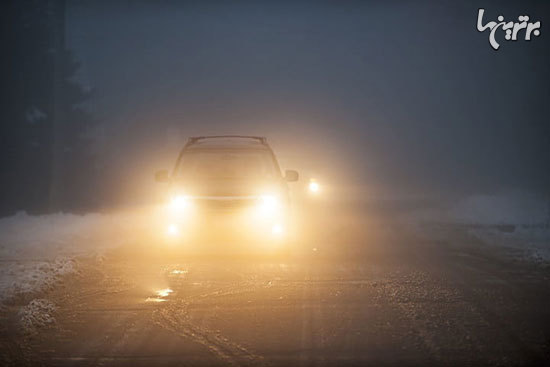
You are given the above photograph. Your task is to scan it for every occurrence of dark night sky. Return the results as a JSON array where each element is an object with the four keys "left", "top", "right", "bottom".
[{"left": 66, "top": 0, "right": 549, "bottom": 198}]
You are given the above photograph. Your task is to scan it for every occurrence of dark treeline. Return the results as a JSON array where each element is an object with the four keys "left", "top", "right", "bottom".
[{"left": 0, "top": 0, "right": 96, "bottom": 217}]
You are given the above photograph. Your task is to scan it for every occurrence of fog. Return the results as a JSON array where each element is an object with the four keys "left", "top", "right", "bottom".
[
  {"left": 2, "top": 4, "right": 550, "bottom": 362},
  {"left": 2, "top": 0, "right": 549, "bottom": 215}
]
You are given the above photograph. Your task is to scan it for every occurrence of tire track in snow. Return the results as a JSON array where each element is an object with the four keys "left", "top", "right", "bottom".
[{"left": 153, "top": 281, "right": 268, "bottom": 366}]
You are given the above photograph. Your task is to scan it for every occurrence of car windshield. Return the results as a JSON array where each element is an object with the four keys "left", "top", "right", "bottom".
[{"left": 176, "top": 150, "right": 278, "bottom": 179}]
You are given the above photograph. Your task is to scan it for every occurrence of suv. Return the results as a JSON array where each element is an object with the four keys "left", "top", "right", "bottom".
[{"left": 155, "top": 136, "right": 299, "bottom": 250}]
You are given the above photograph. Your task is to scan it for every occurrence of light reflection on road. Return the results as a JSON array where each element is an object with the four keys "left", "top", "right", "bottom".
[{"left": 145, "top": 288, "right": 173, "bottom": 302}]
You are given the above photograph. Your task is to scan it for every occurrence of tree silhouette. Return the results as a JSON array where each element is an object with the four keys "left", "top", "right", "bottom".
[{"left": 0, "top": 0, "right": 95, "bottom": 216}]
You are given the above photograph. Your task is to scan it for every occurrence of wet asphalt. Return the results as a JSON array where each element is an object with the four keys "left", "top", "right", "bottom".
[{"left": 3, "top": 224, "right": 550, "bottom": 367}]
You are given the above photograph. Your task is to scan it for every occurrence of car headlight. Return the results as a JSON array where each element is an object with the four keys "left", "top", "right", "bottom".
[
  {"left": 258, "top": 195, "right": 281, "bottom": 217},
  {"left": 166, "top": 223, "right": 179, "bottom": 236},
  {"left": 169, "top": 195, "right": 191, "bottom": 212},
  {"left": 308, "top": 179, "right": 320, "bottom": 194},
  {"left": 271, "top": 223, "right": 284, "bottom": 236}
]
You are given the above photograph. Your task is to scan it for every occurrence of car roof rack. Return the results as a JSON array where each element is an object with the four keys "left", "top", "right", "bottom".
[{"left": 185, "top": 135, "right": 267, "bottom": 147}]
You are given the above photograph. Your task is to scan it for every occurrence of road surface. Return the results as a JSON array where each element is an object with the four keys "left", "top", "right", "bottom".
[{"left": 2, "top": 225, "right": 550, "bottom": 366}]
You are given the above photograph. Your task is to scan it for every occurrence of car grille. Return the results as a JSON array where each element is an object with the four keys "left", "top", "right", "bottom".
[{"left": 193, "top": 197, "right": 258, "bottom": 212}]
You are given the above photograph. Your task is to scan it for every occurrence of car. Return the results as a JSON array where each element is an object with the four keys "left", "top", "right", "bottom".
[{"left": 154, "top": 135, "right": 299, "bottom": 253}]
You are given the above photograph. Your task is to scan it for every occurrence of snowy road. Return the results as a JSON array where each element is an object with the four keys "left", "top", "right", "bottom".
[{"left": 2, "top": 227, "right": 550, "bottom": 366}]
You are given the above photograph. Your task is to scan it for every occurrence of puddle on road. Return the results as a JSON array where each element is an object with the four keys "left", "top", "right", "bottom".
[
  {"left": 145, "top": 297, "right": 167, "bottom": 303},
  {"left": 166, "top": 268, "right": 189, "bottom": 279},
  {"left": 156, "top": 288, "right": 173, "bottom": 297},
  {"left": 145, "top": 288, "right": 173, "bottom": 303},
  {"left": 171, "top": 269, "right": 188, "bottom": 275}
]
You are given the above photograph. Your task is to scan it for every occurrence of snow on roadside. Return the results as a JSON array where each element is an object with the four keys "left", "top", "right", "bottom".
[
  {"left": 1, "top": 212, "right": 107, "bottom": 304},
  {"left": 467, "top": 225, "right": 550, "bottom": 263},
  {"left": 18, "top": 299, "right": 57, "bottom": 334},
  {"left": 0, "top": 258, "right": 76, "bottom": 305},
  {"left": 0, "top": 208, "right": 156, "bottom": 332},
  {"left": 405, "top": 192, "right": 550, "bottom": 263},
  {"left": 0, "top": 210, "right": 148, "bottom": 259},
  {"left": 0, "top": 256, "right": 76, "bottom": 334},
  {"left": 447, "top": 193, "right": 550, "bottom": 262}
]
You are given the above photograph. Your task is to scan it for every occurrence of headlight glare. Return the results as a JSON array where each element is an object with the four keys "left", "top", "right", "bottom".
[
  {"left": 271, "top": 223, "right": 284, "bottom": 236},
  {"left": 308, "top": 180, "right": 320, "bottom": 193},
  {"left": 258, "top": 195, "right": 280, "bottom": 216},
  {"left": 167, "top": 224, "right": 179, "bottom": 236},
  {"left": 169, "top": 195, "right": 191, "bottom": 212}
]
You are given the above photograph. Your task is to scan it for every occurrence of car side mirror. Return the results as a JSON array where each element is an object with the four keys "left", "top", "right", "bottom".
[
  {"left": 155, "top": 169, "right": 169, "bottom": 183},
  {"left": 285, "top": 169, "right": 299, "bottom": 182}
]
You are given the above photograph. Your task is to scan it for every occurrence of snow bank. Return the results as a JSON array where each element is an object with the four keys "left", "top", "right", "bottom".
[
  {"left": 18, "top": 299, "right": 57, "bottom": 334},
  {"left": 0, "top": 258, "right": 76, "bottom": 304},
  {"left": 444, "top": 194, "right": 549, "bottom": 262},
  {"left": 0, "top": 209, "right": 155, "bottom": 315},
  {"left": 467, "top": 225, "right": 550, "bottom": 262},
  {"left": 0, "top": 210, "right": 148, "bottom": 259},
  {"left": 405, "top": 191, "right": 550, "bottom": 262}
]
